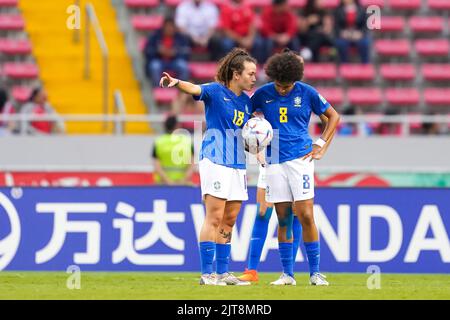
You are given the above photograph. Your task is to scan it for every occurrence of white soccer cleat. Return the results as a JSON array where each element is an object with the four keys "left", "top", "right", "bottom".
[
  {"left": 217, "top": 272, "right": 251, "bottom": 286},
  {"left": 309, "top": 273, "right": 329, "bottom": 286},
  {"left": 270, "top": 273, "right": 296, "bottom": 286},
  {"left": 199, "top": 273, "right": 226, "bottom": 286}
]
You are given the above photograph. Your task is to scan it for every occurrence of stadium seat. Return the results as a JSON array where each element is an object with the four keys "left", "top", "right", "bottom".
[
  {"left": 188, "top": 62, "right": 217, "bottom": 80},
  {"left": 165, "top": 0, "right": 229, "bottom": 7},
  {"left": 3, "top": 62, "right": 39, "bottom": 79},
  {"left": 385, "top": 88, "right": 420, "bottom": 106},
  {"left": 246, "top": 0, "right": 306, "bottom": 9},
  {"left": 153, "top": 87, "right": 178, "bottom": 105},
  {"left": 11, "top": 86, "right": 31, "bottom": 102},
  {"left": 375, "top": 39, "right": 411, "bottom": 57},
  {"left": 421, "top": 64, "right": 450, "bottom": 81},
  {"left": 380, "top": 64, "right": 415, "bottom": 81},
  {"left": 428, "top": 0, "right": 450, "bottom": 10},
  {"left": 424, "top": 88, "right": 450, "bottom": 106},
  {"left": 315, "top": 87, "right": 344, "bottom": 106},
  {"left": 340, "top": 64, "right": 376, "bottom": 81},
  {"left": 348, "top": 88, "right": 383, "bottom": 106},
  {"left": 0, "top": 15, "right": 24, "bottom": 31},
  {"left": 415, "top": 39, "right": 450, "bottom": 57},
  {"left": 361, "top": 0, "right": 386, "bottom": 7},
  {"left": 131, "top": 15, "right": 163, "bottom": 32},
  {"left": 124, "top": 0, "right": 159, "bottom": 9},
  {"left": 303, "top": 63, "right": 337, "bottom": 81},
  {"left": 388, "top": 0, "right": 421, "bottom": 10},
  {"left": 0, "top": 38, "right": 32, "bottom": 55},
  {"left": 320, "top": 0, "right": 339, "bottom": 9},
  {"left": 0, "top": 0, "right": 17, "bottom": 7},
  {"left": 376, "top": 16, "right": 405, "bottom": 34},
  {"left": 409, "top": 16, "right": 444, "bottom": 33}
]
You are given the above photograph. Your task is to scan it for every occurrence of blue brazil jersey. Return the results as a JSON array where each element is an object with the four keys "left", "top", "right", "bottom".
[
  {"left": 251, "top": 81, "right": 330, "bottom": 164},
  {"left": 194, "top": 82, "right": 251, "bottom": 169}
]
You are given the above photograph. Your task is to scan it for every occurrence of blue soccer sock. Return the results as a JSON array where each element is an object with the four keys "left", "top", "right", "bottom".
[
  {"left": 248, "top": 204, "right": 273, "bottom": 270},
  {"left": 199, "top": 241, "right": 215, "bottom": 275},
  {"left": 292, "top": 216, "right": 302, "bottom": 261},
  {"left": 304, "top": 241, "right": 320, "bottom": 276},
  {"left": 279, "top": 242, "right": 294, "bottom": 277},
  {"left": 216, "top": 243, "right": 231, "bottom": 275}
]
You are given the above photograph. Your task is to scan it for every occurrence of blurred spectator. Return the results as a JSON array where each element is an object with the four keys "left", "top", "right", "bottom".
[
  {"left": 338, "top": 105, "right": 373, "bottom": 136},
  {"left": 171, "top": 93, "right": 204, "bottom": 133},
  {"left": 378, "top": 108, "right": 401, "bottom": 136},
  {"left": 0, "top": 88, "right": 13, "bottom": 136},
  {"left": 145, "top": 15, "right": 191, "bottom": 87},
  {"left": 334, "top": 0, "right": 370, "bottom": 63},
  {"left": 21, "top": 87, "right": 65, "bottom": 135},
  {"left": 152, "top": 115, "right": 195, "bottom": 185},
  {"left": 260, "top": 0, "right": 300, "bottom": 62},
  {"left": 175, "top": 0, "right": 219, "bottom": 53},
  {"left": 212, "top": 0, "right": 264, "bottom": 62},
  {"left": 422, "top": 113, "right": 448, "bottom": 135},
  {"left": 298, "top": 0, "right": 334, "bottom": 62}
]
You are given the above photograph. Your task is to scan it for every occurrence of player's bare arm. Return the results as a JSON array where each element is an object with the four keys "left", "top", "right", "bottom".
[{"left": 159, "top": 72, "right": 201, "bottom": 96}]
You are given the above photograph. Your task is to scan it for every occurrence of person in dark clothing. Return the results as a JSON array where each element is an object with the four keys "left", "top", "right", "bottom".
[
  {"left": 145, "top": 15, "right": 191, "bottom": 86},
  {"left": 333, "top": 0, "right": 371, "bottom": 63}
]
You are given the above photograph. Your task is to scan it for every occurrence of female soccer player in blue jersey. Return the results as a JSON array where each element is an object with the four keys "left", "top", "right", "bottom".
[
  {"left": 159, "top": 48, "right": 257, "bottom": 286},
  {"left": 250, "top": 49, "right": 340, "bottom": 286}
]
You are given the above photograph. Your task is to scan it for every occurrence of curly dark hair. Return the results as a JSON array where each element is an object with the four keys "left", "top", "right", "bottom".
[
  {"left": 215, "top": 47, "right": 257, "bottom": 87},
  {"left": 264, "top": 49, "right": 304, "bottom": 83}
]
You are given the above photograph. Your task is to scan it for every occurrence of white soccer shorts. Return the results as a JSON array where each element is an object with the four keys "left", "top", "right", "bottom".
[
  {"left": 265, "top": 156, "right": 315, "bottom": 203},
  {"left": 257, "top": 165, "right": 267, "bottom": 189},
  {"left": 199, "top": 158, "right": 248, "bottom": 201}
]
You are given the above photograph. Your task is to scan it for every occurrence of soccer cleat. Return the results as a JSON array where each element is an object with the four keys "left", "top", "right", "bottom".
[
  {"left": 309, "top": 273, "right": 329, "bottom": 286},
  {"left": 199, "top": 273, "right": 226, "bottom": 286},
  {"left": 270, "top": 273, "right": 296, "bottom": 286},
  {"left": 217, "top": 272, "right": 251, "bottom": 286},
  {"left": 238, "top": 269, "right": 259, "bottom": 282}
]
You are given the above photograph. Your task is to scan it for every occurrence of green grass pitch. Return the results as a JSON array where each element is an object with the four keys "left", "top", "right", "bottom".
[{"left": 0, "top": 272, "right": 449, "bottom": 300}]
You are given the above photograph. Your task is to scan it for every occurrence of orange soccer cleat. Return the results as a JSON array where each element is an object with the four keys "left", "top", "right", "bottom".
[{"left": 238, "top": 269, "right": 259, "bottom": 282}]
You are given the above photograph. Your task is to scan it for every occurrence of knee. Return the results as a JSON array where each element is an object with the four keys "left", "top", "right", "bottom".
[{"left": 299, "top": 213, "right": 315, "bottom": 228}]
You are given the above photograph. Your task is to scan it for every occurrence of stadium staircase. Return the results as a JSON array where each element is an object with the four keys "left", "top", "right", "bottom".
[{"left": 18, "top": 0, "right": 151, "bottom": 134}]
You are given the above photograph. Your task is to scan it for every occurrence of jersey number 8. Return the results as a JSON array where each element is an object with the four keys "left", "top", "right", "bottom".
[{"left": 279, "top": 107, "right": 288, "bottom": 123}]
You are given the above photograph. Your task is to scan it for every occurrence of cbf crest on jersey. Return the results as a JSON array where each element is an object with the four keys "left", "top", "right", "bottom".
[{"left": 294, "top": 96, "right": 302, "bottom": 107}]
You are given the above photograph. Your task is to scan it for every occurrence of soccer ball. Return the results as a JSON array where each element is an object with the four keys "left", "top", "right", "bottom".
[{"left": 242, "top": 117, "right": 273, "bottom": 154}]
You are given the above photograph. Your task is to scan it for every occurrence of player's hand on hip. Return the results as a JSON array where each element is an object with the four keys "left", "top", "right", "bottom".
[
  {"left": 159, "top": 72, "right": 179, "bottom": 88},
  {"left": 302, "top": 145, "right": 323, "bottom": 162}
]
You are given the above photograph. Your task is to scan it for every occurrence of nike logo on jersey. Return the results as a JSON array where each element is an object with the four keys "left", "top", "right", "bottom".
[
  {"left": 223, "top": 97, "right": 231, "bottom": 101},
  {"left": 265, "top": 100, "right": 274, "bottom": 103}
]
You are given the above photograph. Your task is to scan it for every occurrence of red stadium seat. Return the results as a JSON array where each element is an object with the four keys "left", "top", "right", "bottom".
[
  {"left": 315, "top": 87, "right": 344, "bottom": 106},
  {"left": 11, "top": 86, "right": 31, "bottom": 102},
  {"left": 165, "top": 0, "right": 229, "bottom": 7},
  {"left": 415, "top": 39, "right": 450, "bottom": 57},
  {"left": 428, "top": 0, "right": 450, "bottom": 10},
  {"left": 361, "top": 0, "right": 386, "bottom": 7},
  {"left": 421, "top": 64, "right": 450, "bottom": 81},
  {"left": 3, "top": 62, "right": 39, "bottom": 79},
  {"left": 153, "top": 87, "right": 179, "bottom": 104},
  {"left": 348, "top": 88, "right": 383, "bottom": 106},
  {"left": 380, "top": 64, "right": 415, "bottom": 81},
  {"left": 376, "top": 16, "right": 405, "bottom": 33},
  {"left": 245, "top": 0, "right": 306, "bottom": 9},
  {"left": 424, "top": 88, "right": 450, "bottom": 105},
  {"left": 131, "top": 15, "right": 163, "bottom": 31},
  {"left": 303, "top": 63, "right": 337, "bottom": 81},
  {"left": 320, "top": 0, "right": 339, "bottom": 9},
  {"left": 189, "top": 62, "right": 217, "bottom": 80},
  {"left": 0, "top": 38, "right": 32, "bottom": 55},
  {"left": 385, "top": 88, "right": 420, "bottom": 106},
  {"left": 340, "top": 64, "right": 376, "bottom": 81},
  {"left": 409, "top": 16, "right": 444, "bottom": 33},
  {"left": 125, "top": 0, "right": 159, "bottom": 8},
  {"left": 388, "top": 0, "right": 421, "bottom": 10},
  {"left": 0, "top": 0, "right": 17, "bottom": 7},
  {"left": 375, "top": 39, "right": 411, "bottom": 57},
  {"left": 0, "top": 15, "right": 24, "bottom": 31}
]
